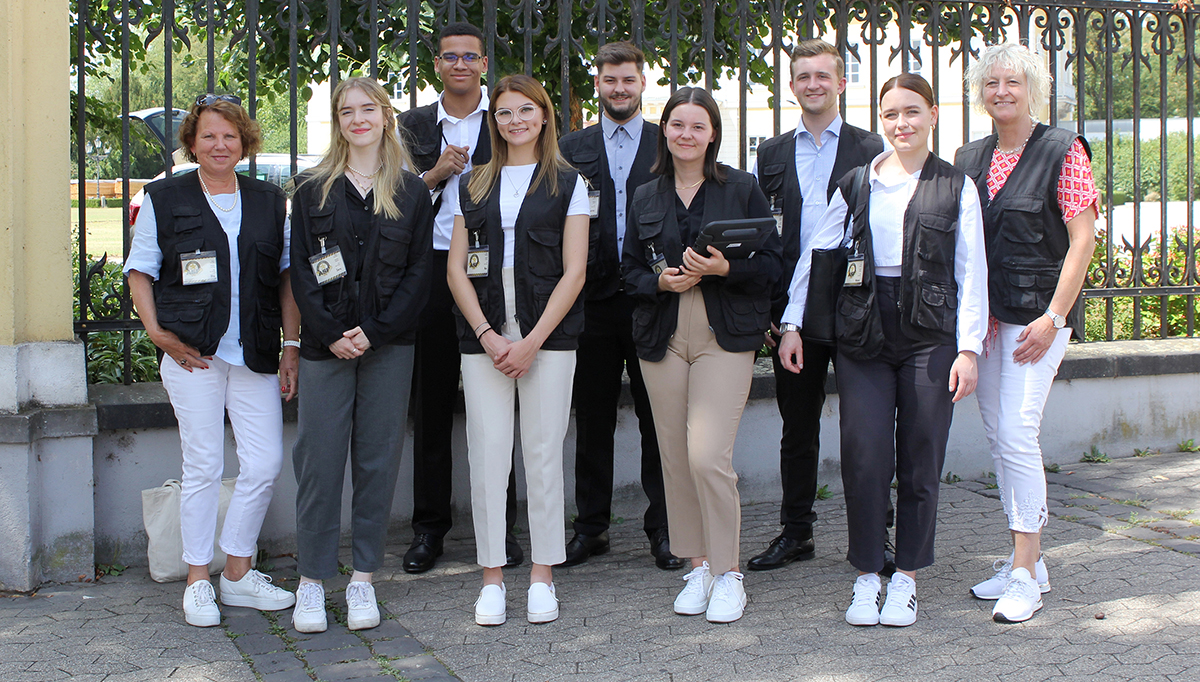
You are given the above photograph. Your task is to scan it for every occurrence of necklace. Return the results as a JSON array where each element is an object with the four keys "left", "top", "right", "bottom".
[
  {"left": 347, "top": 171, "right": 373, "bottom": 197},
  {"left": 675, "top": 176, "right": 704, "bottom": 191},
  {"left": 995, "top": 118, "right": 1036, "bottom": 155},
  {"left": 199, "top": 172, "right": 239, "bottom": 213},
  {"left": 503, "top": 169, "right": 524, "bottom": 198},
  {"left": 346, "top": 162, "right": 382, "bottom": 178}
]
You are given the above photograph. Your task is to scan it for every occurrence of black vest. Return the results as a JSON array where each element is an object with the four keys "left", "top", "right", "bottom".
[
  {"left": 398, "top": 101, "right": 492, "bottom": 213},
  {"left": 623, "top": 169, "right": 783, "bottom": 361},
  {"left": 145, "top": 172, "right": 287, "bottom": 374},
  {"left": 455, "top": 166, "right": 585, "bottom": 353},
  {"left": 835, "top": 154, "right": 964, "bottom": 358},
  {"left": 756, "top": 122, "right": 884, "bottom": 320},
  {"left": 955, "top": 124, "right": 1087, "bottom": 334},
  {"left": 559, "top": 120, "right": 660, "bottom": 301}
]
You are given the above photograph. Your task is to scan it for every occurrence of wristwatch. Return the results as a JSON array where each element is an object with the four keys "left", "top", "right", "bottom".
[
  {"left": 779, "top": 323, "right": 801, "bottom": 334},
  {"left": 1045, "top": 308, "right": 1066, "bottom": 329}
]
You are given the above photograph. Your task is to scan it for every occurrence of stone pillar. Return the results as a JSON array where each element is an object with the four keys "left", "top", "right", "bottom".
[{"left": 0, "top": 0, "right": 97, "bottom": 591}]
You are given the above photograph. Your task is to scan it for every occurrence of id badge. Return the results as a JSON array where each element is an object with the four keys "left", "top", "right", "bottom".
[
  {"left": 180, "top": 250, "right": 219, "bottom": 286},
  {"left": 650, "top": 256, "right": 668, "bottom": 275},
  {"left": 467, "top": 246, "right": 490, "bottom": 278},
  {"left": 309, "top": 246, "right": 347, "bottom": 285},
  {"left": 844, "top": 255, "right": 865, "bottom": 287},
  {"left": 588, "top": 190, "right": 601, "bottom": 219},
  {"left": 772, "top": 208, "right": 784, "bottom": 234}
]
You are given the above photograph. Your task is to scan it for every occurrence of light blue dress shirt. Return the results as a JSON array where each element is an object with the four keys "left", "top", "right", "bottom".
[
  {"left": 601, "top": 112, "right": 644, "bottom": 261},
  {"left": 795, "top": 114, "right": 843, "bottom": 237}
]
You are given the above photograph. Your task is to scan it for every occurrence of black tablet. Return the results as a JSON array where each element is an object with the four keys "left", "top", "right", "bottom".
[{"left": 693, "top": 217, "right": 775, "bottom": 259}]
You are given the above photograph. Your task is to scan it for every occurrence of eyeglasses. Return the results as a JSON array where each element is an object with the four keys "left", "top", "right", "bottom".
[
  {"left": 494, "top": 105, "right": 541, "bottom": 126},
  {"left": 439, "top": 52, "right": 482, "bottom": 64},
  {"left": 195, "top": 93, "right": 243, "bottom": 107}
]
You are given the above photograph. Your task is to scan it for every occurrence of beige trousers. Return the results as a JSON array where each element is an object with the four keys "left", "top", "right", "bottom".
[
  {"left": 462, "top": 268, "right": 574, "bottom": 568},
  {"left": 639, "top": 287, "right": 755, "bottom": 575}
]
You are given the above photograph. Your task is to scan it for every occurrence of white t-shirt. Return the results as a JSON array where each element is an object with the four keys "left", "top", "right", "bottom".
[
  {"left": 124, "top": 191, "right": 291, "bottom": 366},
  {"left": 456, "top": 166, "right": 589, "bottom": 268}
]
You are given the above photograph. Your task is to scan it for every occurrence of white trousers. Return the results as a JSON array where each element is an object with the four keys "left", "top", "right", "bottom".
[
  {"left": 161, "top": 356, "right": 284, "bottom": 566},
  {"left": 976, "top": 322, "right": 1071, "bottom": 533},
  {"left": 461, "top": 267, "right": 574, "bottom": 568}
]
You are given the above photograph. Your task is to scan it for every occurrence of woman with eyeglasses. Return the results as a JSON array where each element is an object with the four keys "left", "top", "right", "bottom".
[
  {"left": 126, "top": 93, "right": 299, "bottom": 627},
  {"left": 621, "top": 87, "right": 782, "bottom": 624},
  {"left": 288, "top": 77, "right": 433, "bottom": 633},
  {"left": 778, "top": 73, "right": 987, "bottom": 627},
  {"left": 447, "top": 74, "right": 588, "bottom": 626}
]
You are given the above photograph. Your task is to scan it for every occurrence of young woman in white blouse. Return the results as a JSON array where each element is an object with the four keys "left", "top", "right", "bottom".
[
  {"left": 776, "top": 73, "right": 988, "bottom": 627},
  {"left": 447, "top": 74, "right": 589, "bottom": 626}
]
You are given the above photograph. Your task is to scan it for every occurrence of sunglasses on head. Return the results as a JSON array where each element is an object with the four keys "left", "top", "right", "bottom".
[{"left": 195, "top": 93, "right": 243, "bottom": 107}]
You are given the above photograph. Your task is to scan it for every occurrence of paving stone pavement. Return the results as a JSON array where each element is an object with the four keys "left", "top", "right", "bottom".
[{"left": 3, "top": 449, "right": 1198, "bottom": 681}]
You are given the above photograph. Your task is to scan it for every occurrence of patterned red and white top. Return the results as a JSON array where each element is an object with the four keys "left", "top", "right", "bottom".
[{"left": 986, "top": 137, "right": 1099, "bottom": 222}]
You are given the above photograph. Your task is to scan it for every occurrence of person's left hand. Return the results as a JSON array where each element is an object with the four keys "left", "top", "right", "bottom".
[
  {"left": 278, "top": 346, "right": 299, "bottom": 401},
  {"left": 1013, "top": 315, "right": 1057, "bottom": 365},
  {"left": 682, "top": 245, "right": 731, "bottom": 277},
  {"left": 343, "top": 326, "right": 372, "bottom": 353},
  {"left": 764, "top": 322, "right": 781, "bottom": 349},
  {"left": 948, "top": 351, "right": 978, "bottom": 403},
  {"left": 493, "top": 336, "right": 539, "bottom": 379}
]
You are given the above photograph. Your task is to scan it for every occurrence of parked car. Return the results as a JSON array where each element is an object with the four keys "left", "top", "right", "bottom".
[
  {"left": 127, "top": 107, "right": 189, "bottom": 165},
  {"left": 128, "top": 154, "right": 320, "bottom": 227}
]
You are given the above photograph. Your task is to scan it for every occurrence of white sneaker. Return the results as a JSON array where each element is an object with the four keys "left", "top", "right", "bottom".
[
  {"left": 527, "top": 582, "right": 559, "bottom": 624},
  {"left": 183, "top": 579, "right": 221, "bottom": 627},
  {"left": 992, "top": 568, "right": 1044, "bottom": 623},
  {"left": 845, "top": 574, "right": 882, "bottom": 626},
  {"left": 880, "top": 573, "right": 918, "bottom": 627},
  {"left": 220, "top": 570, "right": 296, "bottom": 611},
  {"left": 345, "top": 581, "right": 380, "bottom": 630},
  {"left": 705, "top": 571, "right": 747, "bottom": 623},
  {"left": 673, "top": 562, "right": 715, "bottom": 615},
  {"left": 291, "top": 581, "right": 328, "bottom": 633},
  {"left": 971, "top": 555, "right": 1050, "bottom": 600},
  {"left": 474, "top": 583, "right": 506, "bottom": 626}
]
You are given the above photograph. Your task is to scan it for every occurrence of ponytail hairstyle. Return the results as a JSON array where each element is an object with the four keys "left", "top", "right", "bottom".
[{"left": 301, "top": 77, "right": 414, "bottom": 219}]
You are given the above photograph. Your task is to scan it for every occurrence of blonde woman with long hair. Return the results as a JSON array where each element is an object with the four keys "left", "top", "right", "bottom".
[
  {"left": 289, "top": 77, "right": 434, "bottom": 633},
  {"left": 447, "top": 74, "right": 589, "bottom": 626}
]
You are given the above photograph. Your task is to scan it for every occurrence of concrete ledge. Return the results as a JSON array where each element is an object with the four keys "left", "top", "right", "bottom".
[
  {"left": 89, "top": 338, "right": 1200, "bottom": 431},
  {"left": 0, "top": 405, "right": 98, "bottom": 444}
]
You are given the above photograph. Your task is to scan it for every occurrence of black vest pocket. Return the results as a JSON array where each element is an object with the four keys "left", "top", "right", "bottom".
[
  {"left": 156, "top": 289, "right": 214, "bottom": 348},
  {"left": 720, "top": 293, "right": 771, "bottom": 335},
  {"left": 915, "top": 212, "right": 958, "bottom": 265},
  {"left": 835, "top": 287, "right": 884, "bottom": 359},
  {"left": 914, "top": 280, "right": 957, "bottom": 334},
  {"left": 527, "top": 228, "right": 564, "bottom": 278},
  {"left": 1000, "top": 257, "right": 1059, "bottom": 311}
]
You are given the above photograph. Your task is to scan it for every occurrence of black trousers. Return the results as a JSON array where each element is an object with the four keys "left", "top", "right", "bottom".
[
  {"left": 571, "top": 293, "right": 669, "bottom": 537},
  {"left": 836, "top": 277, "right": 956, "bottom": 574},
  {"left": 411, "top": 251, "right": 517, "bottom": 538},
  {"left": 770, "top": 340, "right": 832, "bottom": 540}
]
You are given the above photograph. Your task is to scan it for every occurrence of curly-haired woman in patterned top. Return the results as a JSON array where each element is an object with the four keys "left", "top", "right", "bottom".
[{"left": 955, "top": 43, "right": 1098, "bottom": 623}]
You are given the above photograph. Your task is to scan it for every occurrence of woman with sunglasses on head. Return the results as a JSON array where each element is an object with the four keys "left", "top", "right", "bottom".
[
  {"left": 126, "top": 93, "right": 299, "bottom": 627},
  {"left": 447, "top": 74, "right": 588, "bottom": 626},
  {"left": 777, "top": 73, "right": 987, "bottom": 627},
  {"left": 288, "top": 77, "right": 433, "bottom": 633},
  {"left": 621, "top": 87, "right": 782, "bottom": 624},
  {"left": 956, "top": 43, "right": 1097, "bottom": 623}
]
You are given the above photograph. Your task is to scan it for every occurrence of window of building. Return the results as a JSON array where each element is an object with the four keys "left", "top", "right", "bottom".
[{"left": 907, "top": 39, "right": 922, "bottom": 74}]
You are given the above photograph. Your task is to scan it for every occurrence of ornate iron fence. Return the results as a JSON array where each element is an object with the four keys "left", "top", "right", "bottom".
[{"left": 72, "top": 0, "right": 1200, "bottom": 383}]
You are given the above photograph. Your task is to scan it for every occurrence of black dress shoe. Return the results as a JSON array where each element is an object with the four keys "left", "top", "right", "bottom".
[
  {"left": 559, "top": 531, "right": 610, "bottom": 566},
  {"left": 746, "top": 535, "right": 815, "bottom": 571},
  {"left": 648, "top": 528, "right": 685, "bottom": 570},
  {"left": 402, "top": 534, "right": 444, "bottom": 574},
  {"left": 504, "top": 531, "right": 524, "bottom": 568}
]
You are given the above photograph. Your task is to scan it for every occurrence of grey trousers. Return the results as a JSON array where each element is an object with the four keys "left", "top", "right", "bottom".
[
  {"left": 836, "top": 277, "right": 957, "bottom": 574},
  {"left": 293, "top": 344, "right": 415, "bottom": 579}
]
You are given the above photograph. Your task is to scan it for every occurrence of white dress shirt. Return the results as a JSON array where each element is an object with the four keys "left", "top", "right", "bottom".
[
  {"left": 781, "top": 150, "right": 988, "bottom": 355},
  {"left": 431, "top": 90, "right": 489, "bottom": 251}
]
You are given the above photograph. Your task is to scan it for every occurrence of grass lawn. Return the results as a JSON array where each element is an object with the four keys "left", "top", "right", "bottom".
[{"left": 71, "top": 207, "right": 128, "bottom": 262}]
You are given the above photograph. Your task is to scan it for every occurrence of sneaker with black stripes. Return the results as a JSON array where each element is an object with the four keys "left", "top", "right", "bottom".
[{"left": 880, "top": 573, "right": 918, "bottom": 627}]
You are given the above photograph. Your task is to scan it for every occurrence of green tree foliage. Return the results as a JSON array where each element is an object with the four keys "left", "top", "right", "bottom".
[
  {"left": 1081, "top": 23, "right": 1195, "bottom": 121},
  {"left": 1089, "top": 133, "right": 1200, "bottom": 203}
]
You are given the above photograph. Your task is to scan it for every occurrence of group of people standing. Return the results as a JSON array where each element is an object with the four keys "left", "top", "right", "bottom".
[{"left": 124, "top": 22, "right": 1096, "bottom": 633}]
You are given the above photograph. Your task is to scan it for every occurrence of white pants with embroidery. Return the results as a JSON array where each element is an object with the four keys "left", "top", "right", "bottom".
[{"left": 977, "top": 321, "right": 1072, "bottom": 533}]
